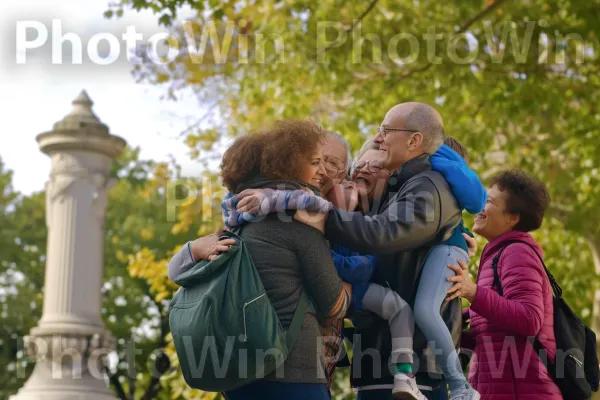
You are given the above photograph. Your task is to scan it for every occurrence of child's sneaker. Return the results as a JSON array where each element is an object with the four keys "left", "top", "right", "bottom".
[
  {"left": 392, "top": 373, "right": 427, "bottom": 400},
  {"left": 449, "top": 384, "right": 481, "bottom": 400}
]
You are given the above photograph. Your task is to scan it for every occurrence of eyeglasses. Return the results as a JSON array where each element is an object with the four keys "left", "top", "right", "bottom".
[
  {"left": 323, "top": 156, "right": 346, "bottom": 175},
  {"left": 377, "top": 126, "right": 419, "bottom": 138},
  {"left": 353, "top": 159, "right": 384, "bottom": 174}
]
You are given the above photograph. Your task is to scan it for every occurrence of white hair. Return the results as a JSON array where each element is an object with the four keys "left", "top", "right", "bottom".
[
  {"left": 327, "top": 131, "right": 353, "bottom": 176},
  {"left": 351, "top": 139, "right": 379, "bottom": 175}
]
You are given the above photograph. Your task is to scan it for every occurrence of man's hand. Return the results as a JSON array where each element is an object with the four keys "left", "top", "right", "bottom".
[
  {"left": 294, "top": 209, "right": 327, "bottom": 232},
  {"left": 446, "top": 259, "right": 477, "bottom": 303},
  {"left": 327, "top": 180, "right": 358, "bottom": 212},
  {"left": 463, "top": 233, "right": 477, "bottom": 258},
  {"left": 190, "top": 233, "right": 236, "bottom": 261}
]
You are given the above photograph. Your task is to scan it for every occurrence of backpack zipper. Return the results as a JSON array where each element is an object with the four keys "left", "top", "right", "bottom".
[
  {"left": 241, "top": 293, "right": 266, "bottom": 342},
  {"left": 569, "top": 354, "right": 583, "bottom": 368}
]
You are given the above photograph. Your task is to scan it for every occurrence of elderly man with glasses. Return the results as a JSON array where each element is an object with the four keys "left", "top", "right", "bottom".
[
  {"left": 320, "top": 130, "right": 353, "bottom": 193},
  {"left": 317, "top": 103, "right": 468, "bottom": 400}
]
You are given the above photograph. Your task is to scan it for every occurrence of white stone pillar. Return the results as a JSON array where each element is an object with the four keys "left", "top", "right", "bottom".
[{"left": 11, "top": 91, "right": 126, "bottom": 400}]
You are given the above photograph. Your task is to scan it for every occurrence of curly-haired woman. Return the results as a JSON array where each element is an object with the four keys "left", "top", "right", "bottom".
[{"left": 170, "top": 120, "right": 351, "bottom": 400}]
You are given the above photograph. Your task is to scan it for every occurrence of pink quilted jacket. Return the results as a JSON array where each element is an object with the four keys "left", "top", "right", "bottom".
[{"left": 461, "top": 230, "right": 563, "bottom": 399}]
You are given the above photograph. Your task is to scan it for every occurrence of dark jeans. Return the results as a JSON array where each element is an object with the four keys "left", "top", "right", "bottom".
[
  {"left": 356, "top": 376, "right": 448, "bottom": 400},
  {"left": 223, "top": 380, "right": 330, "bottom": 400}
]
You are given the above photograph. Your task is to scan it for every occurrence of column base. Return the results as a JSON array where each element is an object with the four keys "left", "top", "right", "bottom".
[
  {"left": 11, "top": 330, "right": 117, "bottom": 400},
  {"left": 9, "top": 358, "right": 116, "bottom": 400}
]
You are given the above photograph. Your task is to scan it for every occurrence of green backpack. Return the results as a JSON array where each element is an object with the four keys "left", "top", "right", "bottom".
[{"left": 168, "top": 229, "right": 309, "bottom": 392}]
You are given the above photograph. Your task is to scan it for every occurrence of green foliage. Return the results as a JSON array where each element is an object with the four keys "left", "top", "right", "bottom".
[
  {"left": 112, "top": 0, "right": 600, "bottom": 238},
  {"left": 116, "top": 0, "right": 600, "bottom": 300}
]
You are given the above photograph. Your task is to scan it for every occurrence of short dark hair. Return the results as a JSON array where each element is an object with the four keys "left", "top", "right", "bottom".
[
  {"left": 444, "top": 136, "right": 468, "bottom": 160},
  {"left": 491, "top": 169, "right": 550, "bottom": 232}
]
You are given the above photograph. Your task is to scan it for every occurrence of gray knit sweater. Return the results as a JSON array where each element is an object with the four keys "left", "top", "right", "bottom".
[{"left": 168, "top": 214, "right": 345, "bottom": 384}]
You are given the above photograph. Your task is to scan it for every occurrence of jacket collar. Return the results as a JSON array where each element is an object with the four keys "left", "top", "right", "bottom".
[
  {"left": 386, "top": 154, "right": 432, "bottom": 193},
  {"left": 480, "top": 230, "right": 543, "bottom": 265},
  {"left": 235, "top": 175, "right": 321, "bottom": 195}
]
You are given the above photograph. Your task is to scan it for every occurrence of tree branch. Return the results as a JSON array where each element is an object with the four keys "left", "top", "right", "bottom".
[
  {"left": 401, "top": 63, "right": 433, "bottom": 78},
  {"left": 106, "top": 365, "right": 128, "bottom": 400},
  {"left": 548, "top": 203, "right": 573, "bottom": 225},
  {"left": 587, "top": 236, "right": 600, "bottom": 276},
  {"left": 458, "top": 0, "right": 511, "bottom": 34},
  {"left": 472, "top": 99, "right": 487, "bottom": 118},
  {"left": 141, "top": 302, "right": 170, "bottom": 400},
  {"left": 349, "top": 0, "right": 380, "bottom": 32},
  {"left": 325, "top": 0, "right": 380, "bottom": 50},
  {"left": 175, "top": 101, "right": 219, "bottom": 139},
  {"left": 128, "top": 359, "right": 136, "bottom": 400},
  {"left": 382, "top": 0, "right": 509, "bottom": 83}
]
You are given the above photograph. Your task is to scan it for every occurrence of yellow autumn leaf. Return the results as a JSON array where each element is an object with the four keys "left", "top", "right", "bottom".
[{"left": 140, "top": 227, "right": 154, "bottom": 241}]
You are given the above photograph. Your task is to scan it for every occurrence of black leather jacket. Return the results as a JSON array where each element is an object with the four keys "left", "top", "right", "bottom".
[{"left": 324, "top": 154, "right": 463, "bottom": 387}]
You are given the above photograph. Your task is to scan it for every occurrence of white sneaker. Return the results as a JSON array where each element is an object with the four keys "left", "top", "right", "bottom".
[
  {"left": 392, "top": 374, "right": 427, "bottom": 400},
  {"left": 449, "top": 385, "right": 481, "bottom": 400}
]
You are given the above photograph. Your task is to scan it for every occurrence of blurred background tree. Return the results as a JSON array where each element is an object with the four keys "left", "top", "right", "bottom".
[
  {"left": 109, "top": 0, "right": 600, "bottom": 324},
  {"left": 3, "top": 0, "right": 600, "bottom": 398}
]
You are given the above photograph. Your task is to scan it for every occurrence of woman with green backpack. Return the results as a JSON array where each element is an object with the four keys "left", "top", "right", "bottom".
[{"left": 169, "top": 120, "right": 352, "bottom": 400}]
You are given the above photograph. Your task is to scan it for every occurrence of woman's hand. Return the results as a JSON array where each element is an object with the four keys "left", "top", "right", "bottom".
[
  {"left": 236, "top": 189, "right": 267, "bottom": 214},
  {"left": 191, "top": 232, "right": 236, "bottom": 261},
  {"left": 463, "top": 233, "right": 477, "bottom": 258},
  {"left": 446, "top": 259, "right": 478, "bottom": 303}
]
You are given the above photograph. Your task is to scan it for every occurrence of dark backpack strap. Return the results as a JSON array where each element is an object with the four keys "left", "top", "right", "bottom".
[
  {"left": 491, "top": 240, "right": 563, "bottom": 358},
  {"left": 491, "top": 246, "right": 508, "bottom": 296},
  {"left": 493, "top": 240, "right": 563, "bottom": 299},
  {"left": 284, "top": 289, "right": 310, "bottom": 351},
  {"left": 227, "top": 224, "right": 309, "bottom": 351}
]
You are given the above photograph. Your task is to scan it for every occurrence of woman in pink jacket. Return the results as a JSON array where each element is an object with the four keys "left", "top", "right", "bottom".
[{"left": 446, "top": 170, "right": 562, "bottom": 400}]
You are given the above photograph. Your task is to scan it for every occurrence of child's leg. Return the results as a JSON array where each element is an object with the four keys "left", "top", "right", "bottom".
[
  {"left": 362, "top": 283, "right": 414, "bottom": 368},
  {"left": 413, "top": 245, "right": 469, "bottom": 392}
]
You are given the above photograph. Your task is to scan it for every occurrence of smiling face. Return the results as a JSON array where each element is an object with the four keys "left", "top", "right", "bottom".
[
  {"left": 374, "top": 104, "right": 424, "bottom": 171},
  {"left": 320, "top": 135, "right": 349, "bottom": 194},
  {"left": 352, "top": 149, "right": 391, "bottom": 204},
  {"left": 473, "top": 185, "right": 520, "bottom": 241},
  {"left": 298, "top": 144, "right": 327, "bottom": 189}
]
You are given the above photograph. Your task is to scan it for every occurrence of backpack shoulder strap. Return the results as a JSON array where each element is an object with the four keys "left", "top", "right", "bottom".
[
  {"left": 491, "top": 246, "right": 509, "bottom": 296},
  {"left": 228, "top": 224, "right": 310, "bottom": 351},
  {"left": 492, "top": 240, "right": 562, "bottom": 299},
  {"left": 284, "top": 289, "right": 310, "bottom": 350}
]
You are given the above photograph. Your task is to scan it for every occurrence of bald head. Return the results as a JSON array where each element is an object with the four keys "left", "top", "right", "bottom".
[{"left": 385, "top": 102, "right": 445, "bottom": 154}]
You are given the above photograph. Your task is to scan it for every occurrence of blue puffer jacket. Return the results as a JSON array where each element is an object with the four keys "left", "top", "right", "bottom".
[{"left": 430, "top": 144, "right": 487, "bottom": 214}]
